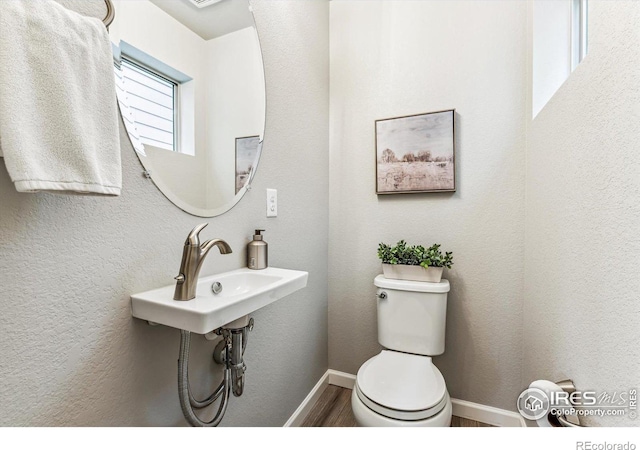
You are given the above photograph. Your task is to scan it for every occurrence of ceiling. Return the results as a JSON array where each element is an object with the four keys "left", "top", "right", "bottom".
[{"left": 148, "top": 0, "right": 255, "bottom": 41}]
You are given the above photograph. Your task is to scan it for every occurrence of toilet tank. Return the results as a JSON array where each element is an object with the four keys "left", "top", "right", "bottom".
[{"left": 374, "top": 274, "right": 450, "bottom": 356}]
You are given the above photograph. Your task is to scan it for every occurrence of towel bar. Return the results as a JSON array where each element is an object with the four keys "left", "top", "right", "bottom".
[{"left": 103, "top": 0, "right": 114, "bottom": 27}]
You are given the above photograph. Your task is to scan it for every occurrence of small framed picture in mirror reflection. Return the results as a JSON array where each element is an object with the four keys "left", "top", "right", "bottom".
[
  {"left": 375, "top": 109, "right": 455, "bottom": 194},
  {"left": 235, "top": 136, "right": 261, "bottom": 194}
]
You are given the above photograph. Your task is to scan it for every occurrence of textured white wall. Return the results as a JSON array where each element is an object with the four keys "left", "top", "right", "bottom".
[
  {"left": 524, "top": 0, "right": 640, "bottom": 426},
  {"left": 329, "top": 0, "right": 527, "bottom": 411},
  {"left": 0, "top": 0, "right": 329, "bottom": 426}
]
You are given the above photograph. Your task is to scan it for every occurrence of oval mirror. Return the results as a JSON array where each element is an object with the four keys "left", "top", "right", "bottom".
[{"left": 110, "top": 0, "right": 265, "bottom": 217}]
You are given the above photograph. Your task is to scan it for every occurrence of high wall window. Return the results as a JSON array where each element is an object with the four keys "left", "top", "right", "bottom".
[
  {"left": 533, "top": 0, "right": 588, "bottom": 118},
  {"left": 571, "top": 0, "right": 588, "bottom": 71}
]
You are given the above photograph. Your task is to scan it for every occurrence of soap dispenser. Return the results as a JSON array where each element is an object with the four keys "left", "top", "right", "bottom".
[{"left": 247, "top": 229, "right": 267, "bottom": 270}]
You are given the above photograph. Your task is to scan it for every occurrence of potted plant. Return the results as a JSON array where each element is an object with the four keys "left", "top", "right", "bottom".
[{"left": 377, "top": 240, "right": 453, "bottom": 283}]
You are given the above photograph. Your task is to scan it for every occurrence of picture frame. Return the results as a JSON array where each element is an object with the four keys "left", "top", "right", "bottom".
[
  {"left": 375, "top": 109, "right": 456, "bottom": 194},
  {"left": 235, "top": 135, "right": 261, "bottom": 194}
]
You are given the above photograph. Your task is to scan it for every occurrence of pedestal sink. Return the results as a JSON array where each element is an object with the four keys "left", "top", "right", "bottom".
[{"left": 131, "top": 267, "right": 308, "bottom": 334}]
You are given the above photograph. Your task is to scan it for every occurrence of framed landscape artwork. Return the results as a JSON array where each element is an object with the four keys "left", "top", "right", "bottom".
[
  {"left": 375, "top": 109, "right": 455, "bottom": 194},
  {"left": 235, "top": 136, "right": 261, "bottom": 194}
]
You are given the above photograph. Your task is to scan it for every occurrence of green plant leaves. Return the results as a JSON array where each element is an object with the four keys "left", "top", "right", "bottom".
[{"left": 377, "top": 241, "right": 453, "bottom": 268}]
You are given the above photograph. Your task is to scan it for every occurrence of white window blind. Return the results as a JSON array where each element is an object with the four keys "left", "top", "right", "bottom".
[{"left": 120, "top": 59, "right": 177, "bottom": 151}]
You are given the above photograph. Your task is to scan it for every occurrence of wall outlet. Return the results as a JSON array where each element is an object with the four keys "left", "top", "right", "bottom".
[{"left": 267, "top": 189, "right": 277, "bottom": 217}]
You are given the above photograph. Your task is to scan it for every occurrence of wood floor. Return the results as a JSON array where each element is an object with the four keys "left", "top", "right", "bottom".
[
  {"left": 301, "top": 385, "right": 493, "bottom": 427},
  {"left": 302, "top": 385, "right": 357, "bottom": 427}
]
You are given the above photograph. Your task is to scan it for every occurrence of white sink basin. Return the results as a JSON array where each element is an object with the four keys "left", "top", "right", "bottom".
[{"left": 131, "top": 267, "right": 308, "bottom": 334}]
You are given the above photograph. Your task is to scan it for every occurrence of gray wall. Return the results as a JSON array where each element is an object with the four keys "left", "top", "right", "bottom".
[
  {"left": 328, "top": 0, "right": 527, "bottom": 411},
  {"left": 523, "top": 0, "right": 640, "bottom": 426},
  {"left": 0, "top": 0, "right": 329, "bottom": 426}
]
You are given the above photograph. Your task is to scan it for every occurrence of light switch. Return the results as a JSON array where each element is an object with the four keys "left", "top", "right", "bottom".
[{"left": 267, "top": 189, "right": 277, "bottom": 217}]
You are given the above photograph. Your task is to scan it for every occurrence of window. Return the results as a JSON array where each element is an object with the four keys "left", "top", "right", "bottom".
[
  {"left": 114, "top": 41, "right": 194, "bottom": 155},
  {"left": 532, "top": 0, "right": 588, "bottom": 118},
  {"left": 120, "top": 58, "right": 178, "bottom": 152},
  {"left": 571, "top": 0, "right": 588, "bottom": 71}
]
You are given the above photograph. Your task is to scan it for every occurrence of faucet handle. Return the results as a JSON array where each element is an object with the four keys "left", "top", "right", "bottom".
[{"left": 185, "top": 223, "right": 208, "bottom": 246}]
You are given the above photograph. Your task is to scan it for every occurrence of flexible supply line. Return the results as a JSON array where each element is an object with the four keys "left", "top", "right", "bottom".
[
  {"left": 178, "top": 330, "right": 230, "bottom": 427},
  {"left": 189, "top": 378, "right": 225, "bottom": 409}
]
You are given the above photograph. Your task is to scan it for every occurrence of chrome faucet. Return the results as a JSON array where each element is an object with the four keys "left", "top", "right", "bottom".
[{"left": 174, "top": 223, "right": 232, "bottom": 301}]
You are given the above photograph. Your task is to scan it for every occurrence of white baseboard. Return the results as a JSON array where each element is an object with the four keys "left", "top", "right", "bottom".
[
  {"left": 283, "top": 370, "right": 355, "bottom": 427},
  {"left": 451, "top": 398, "right": 526, "bottom": 427},
  {"left": 327, "top": 369, "right": 356, "bottom": 389},
  {"left": 285, "top": 369, "right": 525, "bottom": 427},
  {"left": 283, "top": 371, "right": 330, "bottom": 427}
]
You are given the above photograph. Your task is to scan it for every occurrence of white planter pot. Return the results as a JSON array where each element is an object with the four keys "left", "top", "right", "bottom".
[{"left": 381, "top": 264, "right": 444, "bottom": 283}]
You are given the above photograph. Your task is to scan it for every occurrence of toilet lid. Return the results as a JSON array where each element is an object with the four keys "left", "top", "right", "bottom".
[{"left": 356, "top": 350, "right": 448, "bottom": 421}]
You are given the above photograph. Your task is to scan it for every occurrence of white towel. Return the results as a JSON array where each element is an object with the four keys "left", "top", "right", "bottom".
[{"left": 0, "top": 0, "right": 121, "bottom": 195}]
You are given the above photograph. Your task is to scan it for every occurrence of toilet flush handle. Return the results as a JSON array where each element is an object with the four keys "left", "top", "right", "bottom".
[{"left": 377, "top": 291, "right": 387, "bottom": 300}]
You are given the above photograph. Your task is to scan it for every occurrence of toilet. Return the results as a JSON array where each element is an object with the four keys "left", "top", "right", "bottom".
[{"left": 351, "top": 275, "right": 452, "bottom": 427}]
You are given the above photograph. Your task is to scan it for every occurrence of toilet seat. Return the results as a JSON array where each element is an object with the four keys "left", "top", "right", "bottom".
[{"left": 355, "top": 350, "right": 448, "bottom": 421}]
